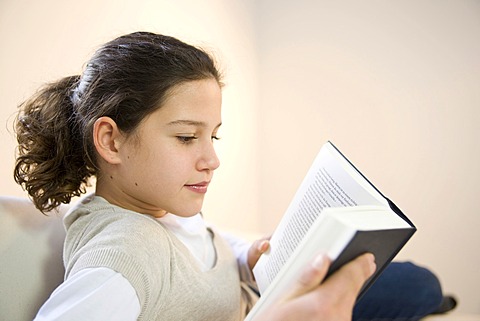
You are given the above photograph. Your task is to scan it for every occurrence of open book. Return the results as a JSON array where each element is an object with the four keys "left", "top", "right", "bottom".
[{"left": 245, "top": 141, "right": 416, "bottom": 320}]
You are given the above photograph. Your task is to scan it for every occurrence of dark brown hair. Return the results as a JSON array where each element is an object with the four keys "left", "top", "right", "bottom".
[{"left": 14, "top": 32, "right": 222, "bottom": 213}]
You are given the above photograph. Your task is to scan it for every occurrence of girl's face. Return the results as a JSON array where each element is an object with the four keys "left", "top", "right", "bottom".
[{"left": 100, "top": 78, "right": 222, "bottom": 218}]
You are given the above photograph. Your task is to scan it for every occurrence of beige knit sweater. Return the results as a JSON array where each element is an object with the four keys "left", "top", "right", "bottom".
[{"left": 63, "top": 196, "right": 256, "bottom": 320}]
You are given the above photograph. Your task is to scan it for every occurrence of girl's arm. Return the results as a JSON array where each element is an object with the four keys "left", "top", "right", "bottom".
[
  {"left": 34, "top": 267, "right": 140, "bottom": 321},
  {"left": 220, "top": 231, "right": 269, "bottom": 289}
]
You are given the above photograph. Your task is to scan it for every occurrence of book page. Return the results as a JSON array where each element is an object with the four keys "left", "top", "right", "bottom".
[{"left": 254, "top": 142, "right": 389, "bottom": 293}]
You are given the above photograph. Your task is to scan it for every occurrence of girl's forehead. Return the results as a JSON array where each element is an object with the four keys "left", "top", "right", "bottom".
[{"left": 148, "top": 79, "right": 222, "bottom": 123}]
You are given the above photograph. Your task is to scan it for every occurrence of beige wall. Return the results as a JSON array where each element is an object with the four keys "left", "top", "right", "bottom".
[
  {"left": 256, "top": 0, "right": 480, "bottom": 314},
  {"left": 1, "top": 0, "right": 478, "bottom": 314}
]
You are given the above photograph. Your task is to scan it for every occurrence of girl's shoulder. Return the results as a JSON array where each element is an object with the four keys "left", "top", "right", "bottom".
[
  {"left": 63, "top": 195, "right": 173, "bottom": 287},
  {"left": 64, "top": 195, "right": 171, "bottom": 254}
]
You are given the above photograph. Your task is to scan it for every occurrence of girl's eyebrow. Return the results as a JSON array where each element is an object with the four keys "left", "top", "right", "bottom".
[
  {"left": 167, "top": 120, "right": 205, "bottom": 126},
  {"left": 167, "top": 120, "right": 222, "bottom": 129}
]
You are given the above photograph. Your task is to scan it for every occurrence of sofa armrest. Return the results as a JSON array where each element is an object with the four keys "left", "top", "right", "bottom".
[{"left": 0, "top": 196, "right": 68, "bottom": 321}]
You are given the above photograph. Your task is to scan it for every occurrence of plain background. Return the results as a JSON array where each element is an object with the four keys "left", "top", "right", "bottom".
[{"left": 1, "top": 0, "right": 478, "bottom": 314}]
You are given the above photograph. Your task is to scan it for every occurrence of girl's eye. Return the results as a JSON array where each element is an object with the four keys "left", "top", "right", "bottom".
[
  {"left": 177, "top": 136, "right": 198, "bottom": 144},
  {"left": 211, "top": 135, "right": 220, "bottom": 142}
]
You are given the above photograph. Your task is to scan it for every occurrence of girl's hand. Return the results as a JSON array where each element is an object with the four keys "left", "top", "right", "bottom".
[
  {"left": 247, "top": 237, "right": 271, "bottom": 271},
  {"left": 252, "top": 253, "right": 376, "bottom": 321}
]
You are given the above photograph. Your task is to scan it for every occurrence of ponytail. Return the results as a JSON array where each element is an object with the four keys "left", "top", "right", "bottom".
[{"left": 14, "top": 76, "right": 95, "bottom": 213}]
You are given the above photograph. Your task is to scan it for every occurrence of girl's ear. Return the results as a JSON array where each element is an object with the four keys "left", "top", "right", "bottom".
[{"left": 93, "top": 117, "right": 123, "bottom": 164}]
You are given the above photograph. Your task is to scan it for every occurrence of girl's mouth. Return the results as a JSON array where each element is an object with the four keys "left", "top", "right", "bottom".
[{"left": 184, "top": 181, "right": 209, "bottom": 194}]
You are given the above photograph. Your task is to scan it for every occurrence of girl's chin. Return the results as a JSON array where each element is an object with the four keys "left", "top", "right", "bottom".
[{"left": 174, "top": 212, "right": 202, "bottom": 218}]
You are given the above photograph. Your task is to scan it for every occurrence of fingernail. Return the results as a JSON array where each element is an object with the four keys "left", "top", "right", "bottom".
[
  {"left": 259, "top": 240, "right": 269, "bottom": 252},
  {"left": 312, "top": 254, "right": 326, "bottom": 270},
  {"left": 367, "top": 253, "right": 376, "bottom": 274}
]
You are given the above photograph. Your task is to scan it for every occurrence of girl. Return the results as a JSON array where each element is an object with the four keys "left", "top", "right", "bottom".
[{"left": 14, "top": 31, "right": 374, "bottom": 320}]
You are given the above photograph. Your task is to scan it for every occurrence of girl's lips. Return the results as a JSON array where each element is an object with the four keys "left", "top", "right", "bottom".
[{"left": 184, "top": 182, "right": 209, "bottom": 194}]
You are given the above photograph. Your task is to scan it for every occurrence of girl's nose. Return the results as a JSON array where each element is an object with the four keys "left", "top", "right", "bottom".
[{"left": 197, "top": 141, "right": 220, "bottom": 171}]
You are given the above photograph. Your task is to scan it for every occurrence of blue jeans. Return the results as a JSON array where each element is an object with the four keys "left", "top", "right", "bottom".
[{"left": 353, "top": 262, "right": 444, "bottom": 321}]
